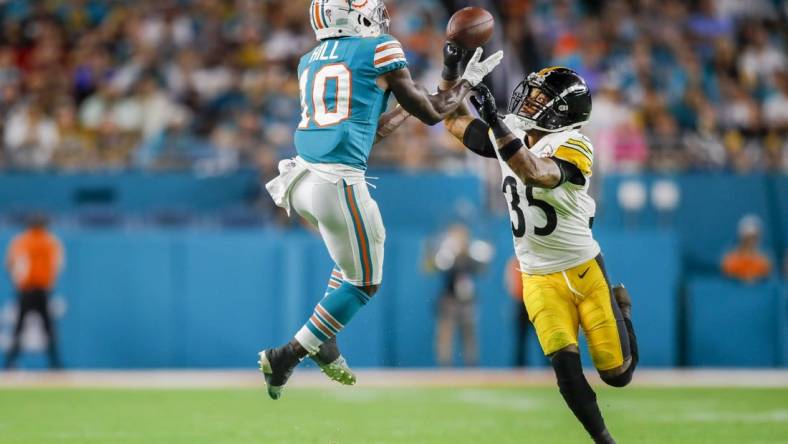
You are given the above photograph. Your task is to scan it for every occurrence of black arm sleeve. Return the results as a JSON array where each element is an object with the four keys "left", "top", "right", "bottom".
[
  {"left": 550, "top": 157, "right": 587, "bottom": 187},
  {"left": 462, "top": 118, "right": 497, "bottom": 159}
]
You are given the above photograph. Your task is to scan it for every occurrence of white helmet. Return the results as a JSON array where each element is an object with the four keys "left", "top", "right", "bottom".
[{"left": 309, "top": 0, "right": 390, "bottom": 40}]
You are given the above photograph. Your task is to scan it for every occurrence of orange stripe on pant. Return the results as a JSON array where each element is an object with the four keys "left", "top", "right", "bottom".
[{"left": 344, "top": 184, "right": 372, "bottom": 286}]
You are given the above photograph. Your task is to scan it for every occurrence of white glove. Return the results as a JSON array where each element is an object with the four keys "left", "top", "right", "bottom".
[{"left": 460, "top": 48, "right": 504, "bottom": 87}]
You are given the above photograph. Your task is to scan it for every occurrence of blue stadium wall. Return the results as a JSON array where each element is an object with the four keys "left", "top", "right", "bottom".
[{"left": 0, "top": 172, "right": 785, "bottom": 369}]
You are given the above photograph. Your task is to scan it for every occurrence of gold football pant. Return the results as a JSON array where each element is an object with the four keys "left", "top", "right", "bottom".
[{"left": 522, "top": 255, "right": 630, "bottom": 371}]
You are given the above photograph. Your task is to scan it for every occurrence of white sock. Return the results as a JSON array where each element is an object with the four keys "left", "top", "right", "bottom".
[{"left": 294, "top": 326, "right": 323, "bottom": 355}]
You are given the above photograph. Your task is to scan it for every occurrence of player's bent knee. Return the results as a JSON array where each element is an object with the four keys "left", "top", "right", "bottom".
[
  {"left": 358, "top": 284, "right": 380, "bottom": 298},
  {"left": 599, "top": 362, "right": 635, "bottom": 388},
  {"left": 548, "top": 343, "right": 579, "bottom": 357},
  {"left": 600, "top": 370, "right": 632, "bottom": 388}
]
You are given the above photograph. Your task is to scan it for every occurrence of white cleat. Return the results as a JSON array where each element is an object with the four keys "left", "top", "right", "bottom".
[
  {"left": 316, "top": 355, "right": 356, "bottom": 386},
  {"left": 310, "top": 337, "right": 357, "bottom": 386}
]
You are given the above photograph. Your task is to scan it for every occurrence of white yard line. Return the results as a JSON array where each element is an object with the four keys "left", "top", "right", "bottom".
[{"left": 0, "top": 369, "right": 787, "bottom": 389}]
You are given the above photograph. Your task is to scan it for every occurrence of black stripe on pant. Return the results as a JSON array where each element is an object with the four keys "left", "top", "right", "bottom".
[{"left": 593, "top": 254, "right": 631, "bottom": 362}]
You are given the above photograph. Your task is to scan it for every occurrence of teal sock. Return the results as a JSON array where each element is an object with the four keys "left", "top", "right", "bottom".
[
  {"left": 325, "top": 266, "right": 343, "bottom": 297},
  {"left": 295, "top": 281, "right": 370, "bottom": 353}
]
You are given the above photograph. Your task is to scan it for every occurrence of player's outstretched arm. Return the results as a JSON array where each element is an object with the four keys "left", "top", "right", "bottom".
[
  {"left": 375, "top": 42, "right": 476, "bottom": 143},
  {"left": 470, "top": 84, "right": 565, "bottom": 188},
  {"left": 375, "top": 104, "right": 410, "bottom": 143},
  {"left": 439, "top": 42, "right": 473, "bottom": 118},
  {"left": 380, "top": 48, "right": 503, "bottom": 126},
  {"left": 381, "top": 67, "right": 468, "bottom": 126},
  {"left": 438, "top": 42, "right": 496, "bottom": 159}
]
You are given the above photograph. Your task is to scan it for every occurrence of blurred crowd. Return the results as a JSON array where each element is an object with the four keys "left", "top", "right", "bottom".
[
  {"left": 0, "top": 0, "right": 785, "bottom": 174},
  {"left": 497, "top": 0, "right": 787, "bottom": 173}
]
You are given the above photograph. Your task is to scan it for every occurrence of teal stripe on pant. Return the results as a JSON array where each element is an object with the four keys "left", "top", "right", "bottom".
[{"left": 342, "top": 180, "right": 374, "bottom": 285}]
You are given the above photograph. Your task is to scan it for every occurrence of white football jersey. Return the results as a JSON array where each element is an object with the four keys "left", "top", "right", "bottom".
[{"left": 493, "top": 114, "right": 600, "bottom": 275}]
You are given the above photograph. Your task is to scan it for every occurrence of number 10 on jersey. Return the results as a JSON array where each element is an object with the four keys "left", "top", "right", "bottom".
[{"left": 299, "top": 64, "right": 352, "bottom": 128}]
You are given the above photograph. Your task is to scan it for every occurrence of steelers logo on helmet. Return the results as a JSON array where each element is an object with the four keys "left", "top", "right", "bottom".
[{"left": 508, "top": 67, "right": 592, "bottom": 133}]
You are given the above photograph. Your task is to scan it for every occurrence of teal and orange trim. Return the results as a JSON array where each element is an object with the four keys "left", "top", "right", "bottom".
[
  {"left": 312, "top": 0, "right": 328, "bottom": 30},
  {"left": 342, "top": 180, "right": 373, "bottom": 286}
]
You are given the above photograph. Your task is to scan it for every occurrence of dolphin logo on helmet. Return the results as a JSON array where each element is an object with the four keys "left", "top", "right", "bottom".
[{"left": 310, "top": 0, "right": 390, "bottom": 40}]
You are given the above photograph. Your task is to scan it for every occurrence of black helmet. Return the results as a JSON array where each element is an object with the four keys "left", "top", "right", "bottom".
[{"left": 508, "top": 67, "right": 591, "bottom": 132}]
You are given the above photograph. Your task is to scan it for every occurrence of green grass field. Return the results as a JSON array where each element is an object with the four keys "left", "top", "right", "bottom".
[{"left": 1, "top": 386, "right": 787, "bottom": 444}]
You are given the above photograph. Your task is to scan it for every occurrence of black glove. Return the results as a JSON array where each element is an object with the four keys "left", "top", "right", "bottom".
[
  {"left": 470, "top": 83, "right": 500, "bottom": 126},
  {"left": 471, "top": 83, "right": 515, "bottom": 141},
  {"left": 441, "top": 41, "right": 467, "bottom": 81}
]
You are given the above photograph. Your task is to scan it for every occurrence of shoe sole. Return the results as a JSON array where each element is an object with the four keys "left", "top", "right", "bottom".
[
  {"left": 257, "top": 350, "right": 283, "bottom": 400},
  {"left": 318, "top": 359, "right": 357, "bottom": 386}
]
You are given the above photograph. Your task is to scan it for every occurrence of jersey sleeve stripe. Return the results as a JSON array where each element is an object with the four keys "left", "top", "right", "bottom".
[
  {"left": 566, "top": 138, "right": 592, "bottom": 155},
  {"left": 374, "top": 54, "right": 407, "bottom": 68},
  {"left": 374, "top": 47, "right": 405, "bottom": 61},
  {"left": 554, "top": 146, "right": 593, "bottom": 176},
  {"left": 565, "top": 141, "right": 593, "bottom": 158},
  {"left": 558, "top": 144, "right": 593, "bottom": 163},
  {"left": 375, "top": 41, "right": 402, "bottom": 53}
]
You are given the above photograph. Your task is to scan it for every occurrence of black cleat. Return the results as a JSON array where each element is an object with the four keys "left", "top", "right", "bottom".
[
  {"left": 594, "top": 429, "right": 617, "bottom": 444},
  {"left": 258, "top": 344, "right": 301, "bottom": 400},
  {"left": 612, "top": 284, "right": 632, "bottom": 320},
  {"left": 310, "top": 337, "right": 356, "bottom": 385}
]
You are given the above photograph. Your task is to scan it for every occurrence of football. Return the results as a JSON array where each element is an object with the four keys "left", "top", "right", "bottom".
[{"left": 446, "top": 7, "right": 495, "bottom": 49}]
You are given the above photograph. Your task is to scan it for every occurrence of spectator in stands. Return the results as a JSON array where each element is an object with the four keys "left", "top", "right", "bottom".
[
  {"left": 4, "top": 214, "right": 64, "bottom": 369},
  {"left": 136, "top": 74, "right": 178, "bottom": 139},
  {"left": 738, "top": 25, "right": 786, "bottom": 91},
  {"left": 0, "top": 0, "right": 782, "bottom": 174},
  {"left": 51, "top": 100, "right": 94, "bottom": 169},
  {"left": 683, "top": 106, "right": 727, "bottom": 170},
  {"left": 585, "top": 79, "right": 648, "bottom": 173},
  {"left": 763, "top": 71, "right": 788, "bottom": 131},
  {"left": 429, "top": 224, "right": 492, "bottom": 367},
  {"left": 721, "top": 215, "right": 772, "bottom": 283},
  {"left": 0, "top": 46, "right": 21, "bottom": 90},
  {"left": 4, "top": 98, "right": 59, "bottom": 169}
]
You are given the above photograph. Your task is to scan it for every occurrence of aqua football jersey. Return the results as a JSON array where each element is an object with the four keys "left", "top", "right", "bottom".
[{"left": 295, "top": 35, "right": 408, "bottom": 170}]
